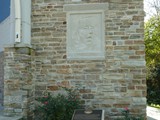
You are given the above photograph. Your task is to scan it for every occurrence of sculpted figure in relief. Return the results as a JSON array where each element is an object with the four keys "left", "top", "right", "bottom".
[{"left": 71, "top": 17, "right": 99, "bottom": 52}]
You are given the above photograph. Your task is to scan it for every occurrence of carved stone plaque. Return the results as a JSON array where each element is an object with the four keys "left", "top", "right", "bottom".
[
  {"left": 65, "top": 6, "right": 106, "bottom": 60},
  {"left": 72, "top": 109, "right": 104, "bottom": 120}
]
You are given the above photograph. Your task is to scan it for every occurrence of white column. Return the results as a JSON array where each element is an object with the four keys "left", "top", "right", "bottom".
[{"left": 14, "top": 0, "right": 21, "bottom": 43}]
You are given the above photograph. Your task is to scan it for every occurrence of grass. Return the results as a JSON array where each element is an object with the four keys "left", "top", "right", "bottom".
[{"left": 150, "top": 103, "right": 160, "bottom": 109}]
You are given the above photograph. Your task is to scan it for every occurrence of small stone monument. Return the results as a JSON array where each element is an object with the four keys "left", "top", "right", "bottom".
[
  {"left": 72, "top": 109, "right": 104, "bottom": 120},
  {"left": 72, "top": 92, "right": 105, "bottom": 120}
]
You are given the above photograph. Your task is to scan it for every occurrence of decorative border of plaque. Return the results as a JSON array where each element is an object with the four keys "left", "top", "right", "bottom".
[{"left": 64, "top": 3, "right": 108, "bottom": 60}]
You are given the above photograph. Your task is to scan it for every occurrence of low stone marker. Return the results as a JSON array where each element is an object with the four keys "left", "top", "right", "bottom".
[{"left": 72, "top": 109, "right": 104, "bottom": 120}]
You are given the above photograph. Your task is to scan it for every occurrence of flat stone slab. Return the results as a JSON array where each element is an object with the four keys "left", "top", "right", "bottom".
[{"left": 147, "top": 106, "right": 160, "bottom": 120}]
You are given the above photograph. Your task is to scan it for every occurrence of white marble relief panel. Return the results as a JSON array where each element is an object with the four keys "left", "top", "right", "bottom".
[{"left": 67, "top": 11, "right": 105, "bottom": 60}]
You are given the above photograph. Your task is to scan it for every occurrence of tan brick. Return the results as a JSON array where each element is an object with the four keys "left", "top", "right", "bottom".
[{"left": 47, "top": 86, "right": 59, "bottom": 91}]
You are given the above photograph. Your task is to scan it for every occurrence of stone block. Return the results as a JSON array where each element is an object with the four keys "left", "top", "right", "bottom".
[
  {"left": 47, "top": 86, "right": 59, "bottom": 91},
  {"left": 14, "top": 109, "right": 22, "bottom": 113},
  {"left": 4, "top": 96, "right": 22, "bottom": 104},
  {"left": 127, "top": 91, "right": 142, "bottom": 97},
  {"left": 15, "top": 47, "right": 31, "bottom": 55},
  {"left": 82, "top": 94, "right": 94, "bottom": 99},
  {"left": 132, "top": 97, "right": 146, "bottom": 105},
  {"left": 122, "top": 61, "right": 145, "bottom": 67}
]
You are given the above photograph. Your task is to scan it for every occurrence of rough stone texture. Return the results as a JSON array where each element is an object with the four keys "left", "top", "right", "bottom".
[
  {"left": 0, "top": 52, "right": 4, "bottom": 107},
  {"left": 3, "top": 47, "right": 34, "bottom": 119},
  {"left": 3, "top": 0, "right": 146, "bottom": 119},
  {"left": 0, "top": 112, "right": 22, "bottom": 120},
  {"left": 31, "top": 0, "right": 146, "bottom": 119}
]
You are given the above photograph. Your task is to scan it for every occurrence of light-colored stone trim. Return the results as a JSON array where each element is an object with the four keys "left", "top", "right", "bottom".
[
  {"left": 4, "top": 43, "right": 33, "bottom": 49},
  {"left": 64, "top": 3, "right": 107, "bottom": 60},
  {"left": 64, "top": 3, "right": 108, "bottom": 12},
  {"left": 66, "top": 10, "right": 105, "bottom": 60},
  {"left": 71, "top": 0, "right": 82, "bottom": 2}
]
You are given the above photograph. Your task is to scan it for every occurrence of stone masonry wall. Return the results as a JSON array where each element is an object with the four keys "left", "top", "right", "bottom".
[
  {"left": 31, "top": 0, "right": 146, "bottom": 119},
  {"left": 0, "top": 52, "right": 4, "bottom": 107},
  {"left": 3, "top": 47, "right": 34, "bottom": 119}
]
